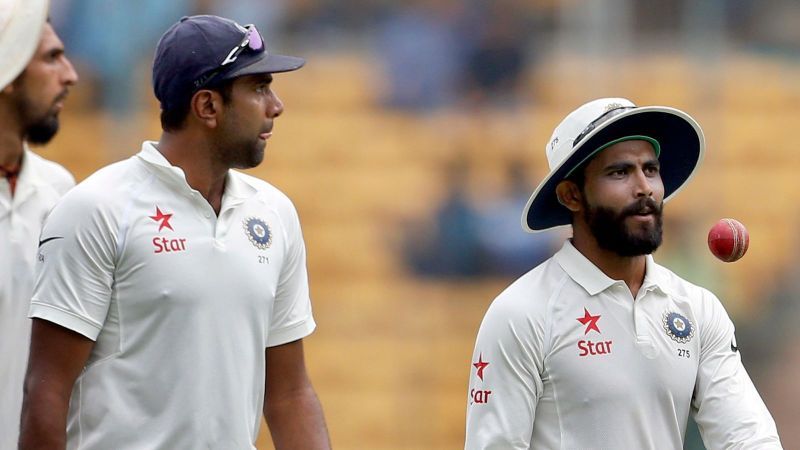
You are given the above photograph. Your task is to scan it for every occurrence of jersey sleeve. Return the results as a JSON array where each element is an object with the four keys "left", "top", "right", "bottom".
[
  {"left": 266, "top": 199, "right": 316, "bottom": 347},
  {"left": 28, "top": 188, "right": 117, "bottom": 340},
  {"left": 691, "top": 291, "right": 782, "bottom": 449},
  {"left": 465, "top": 293, "right": 545, "bottom": 450}
]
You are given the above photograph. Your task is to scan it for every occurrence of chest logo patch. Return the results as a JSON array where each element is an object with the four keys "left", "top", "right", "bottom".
[
  {"left": 244, "top": 217, "right": 272, "bottom": 250},
  {"left": 150, "top": 206, "right": 188, "bottom": 254},
  {"left": 663, "top": 311, "right": 695, "bottom": 344},
  {"left": 149, "top": 206, "right": 174, "bottom": 232},
  {"left": 576, "top": 308, "right": 613, "bottom": 357}
]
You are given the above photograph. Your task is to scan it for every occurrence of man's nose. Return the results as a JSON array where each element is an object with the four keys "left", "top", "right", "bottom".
[
  {"left": 267, "top": 91, "right": 284, "bottom": 118},
  {"left": 61, "top": 55, "right": 79, "bottom": 86},
  {"left": 633, "top": 169, "right": 653, "bottom": 197}
]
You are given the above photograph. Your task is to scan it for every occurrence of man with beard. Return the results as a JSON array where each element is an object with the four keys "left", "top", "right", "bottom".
[
  {"left": 465, "top": 98, "right": 782, "bottom": 449},
  {"left": 19, "top": 15, "right": 330, "bottom": 449},
  {"left": 0, "top": 1, "right": 78, "bottom": 447}
]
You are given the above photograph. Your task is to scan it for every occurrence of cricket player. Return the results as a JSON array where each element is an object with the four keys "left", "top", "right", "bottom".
[
  {"left": 0, "top": 0, "right": 78, "bottom": 447},
  {"left": 465, "top": 98, "right": 782, "bottom": 449},
  {"left": 19, "top": 15, "right": 330, "bottom": 449}
]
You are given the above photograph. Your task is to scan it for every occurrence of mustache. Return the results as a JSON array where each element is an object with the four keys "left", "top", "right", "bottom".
[
  {"left": 621, "top": 197, "right": 662, "bottom": 217},
  {"left": 54, "top": 89, "right": 70, "bottom": 104}
]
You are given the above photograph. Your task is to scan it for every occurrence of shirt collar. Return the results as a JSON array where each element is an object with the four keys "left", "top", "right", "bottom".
[
  {"left": 641, "top": 256, "right": 671, "bottom": 297},
  {"left": 16, "top": 145, "right": 46, "bottom": 187},
  {"left": 136, "top": 141, "right": 188, "bottom": 181},
  {"left": 136, "top": 141, "right": 256, "bottom": 201},
  {"left": 554, "top": 240, "right": 670, "bottom": 297},
  {"left": 2, "top": 146, "right": 56, "bottom": 205},
  {"left": 9, "top": 146, "right": 50, "bottom": 204},
  {"left": 555, "top": 240, "right": 617, "bottom": 295}
]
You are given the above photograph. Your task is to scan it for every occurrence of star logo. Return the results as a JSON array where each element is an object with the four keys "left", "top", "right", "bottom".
[
  {"left": 473, "top": 354, "right": 489, "bottom": 381},
  {"left": 149, "top": 206, "right": 174, "bottom": 232},
  {"left": 577, "top": 308, "right": 601, "bottom": 334}
]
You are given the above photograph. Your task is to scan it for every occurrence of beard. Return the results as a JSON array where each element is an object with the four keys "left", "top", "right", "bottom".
[
  {"left": 582, "top": 196, "right": 664, "bottom": 256},
  {"left": 15, "top": 89, "right": 63, "bottom": 145},
  {"left": 25, "top": 115, "right": 60, "bottom": 145}
]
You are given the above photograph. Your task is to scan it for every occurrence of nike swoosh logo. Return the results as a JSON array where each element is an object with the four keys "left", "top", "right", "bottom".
[
  {"left": 731, "top": 342, "right": 739, "bottom": 353},
  {"left": 38, "top": 236, "right": 64, "bottom": 247}
]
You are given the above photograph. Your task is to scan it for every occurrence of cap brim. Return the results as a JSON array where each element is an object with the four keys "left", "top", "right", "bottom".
[
  {"left": 224, "top": 53, "right": 305, "bottom": 79},
  {"left": 522, "top": 106, "right": 705, "bottom": 232},
  {"left": 0, "top": 0, "right": 49, "bottom": 89}
]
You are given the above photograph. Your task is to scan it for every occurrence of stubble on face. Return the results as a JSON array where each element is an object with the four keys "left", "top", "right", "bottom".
[
  {"left": 212, "top": 95, "right": 266, "bottom": 170},
  {"left": 215, "top": 123, "right": 265, "bottom": 170},
  {"left": 582, "top": 195, "right": 664, "bottom": 256}
]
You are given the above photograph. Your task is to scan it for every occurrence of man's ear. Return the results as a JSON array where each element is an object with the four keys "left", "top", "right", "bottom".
[
  {"left": 2, "top": 77, "right": 19, "bottom": 95},
  {"left": 190, "top": 90, "right": 222, "bottom": 128},
  {"left": 556, "top": 180, "right": 583, "bottom": 213},
  {"left": 3, "top": 71, "right": 27, "bottom": 96}
]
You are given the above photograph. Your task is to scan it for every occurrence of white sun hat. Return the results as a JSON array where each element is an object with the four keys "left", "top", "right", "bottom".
[
  {"left": 522, "top": 97, "right": 705, "bottom": 232},
  {"left": 0, "top": 0, "right": 49, "bottom": 90}
]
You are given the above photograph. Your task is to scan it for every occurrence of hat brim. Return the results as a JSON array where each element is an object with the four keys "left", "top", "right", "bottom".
[
  {"left": 0, "top": 0, "right": 49, "bottom": 89},
  {"left": 224, "top": 53, "right": 305, "bottom": 79},
  {"left": 522, "top": 106, "right": 705, "bottom": 232}
]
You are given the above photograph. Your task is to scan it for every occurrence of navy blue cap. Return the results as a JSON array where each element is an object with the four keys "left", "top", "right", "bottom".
[{"left": 152, "top": 15, "right": 305, "bottom": 110}]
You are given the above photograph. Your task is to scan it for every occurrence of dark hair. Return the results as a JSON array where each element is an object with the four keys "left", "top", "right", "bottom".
[
  {"left": 564, "top": 163, "right": 586, "bottom": 191},
  {"left": 561, "top": 164, "right": 587, "bottom": 226},
  {"left": 160, "top": 79, "right": 236, "bottom": 132}
]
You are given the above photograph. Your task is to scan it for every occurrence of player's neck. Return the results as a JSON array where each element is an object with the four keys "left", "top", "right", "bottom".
[
  {"left": 571, "top": 233, "right": 647, "bottom": 298},
  {"left": 0, "top": 107, "right": 25, "bottom": 167},
  {"left": 156, "top": 133, "right": 227, "bottom": 215}
]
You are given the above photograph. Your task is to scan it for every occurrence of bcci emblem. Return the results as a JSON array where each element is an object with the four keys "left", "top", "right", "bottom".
[
  {"left": 662, "top": 311, "right": 695, "bottom": 344},
  {"left": 243, "top": 217, "right": 272, "bottom": 250}
]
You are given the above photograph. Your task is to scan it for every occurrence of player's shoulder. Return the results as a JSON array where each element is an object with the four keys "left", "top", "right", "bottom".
[
  {"left": 56, "top": 158, "right": 144, "bottom": 211},
  {"left": 487, "top": 257, "right": 565, "bottom": 319},
  {"left": 476, "top": 259, "right": 564, "bottom": 349},
  {"left": 651, "top": 262, "right": 736, "bottom": 337},
  {"left": 649, "top": 261, "right": 728, "bottom": 328},
  {"left": 25, "top": 150, "right": 75, "bottom": 193},
  {"left": 232, "top": 170, "right": 299, "bottom": 214},
  {"left": 650, "top": 260, "right": 719, "bottom": 302}
]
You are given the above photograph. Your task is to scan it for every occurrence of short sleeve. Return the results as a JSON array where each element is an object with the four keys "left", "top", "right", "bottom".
[
  {"left": 465, "top": 294, "right": 545, "bottom": 450},
  {"left": 28, "top": 189, "right": 117, "bottom": 340},
  {"left": 266, "top": 199, "right": 315, "bottom": 347},
  {"left": 692, "top": 290, "right": 782, "bottom": 448}
]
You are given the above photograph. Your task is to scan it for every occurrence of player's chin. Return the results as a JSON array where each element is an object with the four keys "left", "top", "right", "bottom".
[
  {"left": 249, "top": 145, "right": 266, "bottom": 167},
  {"left": 230, "top": 146, "right": 265, "bottom": 170}
]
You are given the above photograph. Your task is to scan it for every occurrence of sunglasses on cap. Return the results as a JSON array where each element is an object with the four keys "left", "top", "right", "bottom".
[
  {"left": 573, "top": 106, "right": 636, "bottom": 147},
  {"left": 193, "top": 24, "right": 264, "bottom": 89}
]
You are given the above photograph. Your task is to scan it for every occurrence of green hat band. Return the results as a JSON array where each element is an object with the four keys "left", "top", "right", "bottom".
[{"left": 565, "top": 135, "right": 661, "bottom": 178}]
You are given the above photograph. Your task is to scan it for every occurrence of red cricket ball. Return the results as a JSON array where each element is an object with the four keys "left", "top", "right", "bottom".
[{"left": 707, "top": 218, "right": 749, "bottom": 262}]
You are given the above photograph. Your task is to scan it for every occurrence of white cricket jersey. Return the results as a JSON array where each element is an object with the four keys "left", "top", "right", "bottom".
[
  {"left": 465, "top": 240, "right": 782, "bottom": 450},
  {"left": 29, "top": 142, "right": 316, "bottom": 450},
  {"left": 0, "top": 148, "right": 73, "bottom": 450}
]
